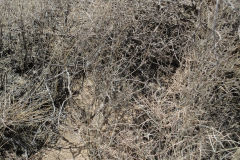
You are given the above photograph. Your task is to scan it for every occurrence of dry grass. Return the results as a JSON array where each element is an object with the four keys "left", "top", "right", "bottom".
[{"left": 0, "top": 0, "right": 239, "bottom": 159}]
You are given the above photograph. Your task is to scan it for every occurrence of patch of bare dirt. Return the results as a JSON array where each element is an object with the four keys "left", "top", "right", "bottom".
[{"left": 32, "top": 79, "right": 97, "bottom": 160}]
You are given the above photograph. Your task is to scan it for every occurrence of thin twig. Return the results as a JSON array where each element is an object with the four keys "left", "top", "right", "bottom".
[
  {"left": 57, "top": 69, "right": 72, "bottom": 126},
  {"left": 44, "top": 80, "right": 56, "bottom": 117}
]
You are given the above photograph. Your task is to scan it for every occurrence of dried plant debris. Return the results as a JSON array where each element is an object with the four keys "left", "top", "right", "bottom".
[{"left": 0, "top": 0, "right": 239, "bottom": 159}]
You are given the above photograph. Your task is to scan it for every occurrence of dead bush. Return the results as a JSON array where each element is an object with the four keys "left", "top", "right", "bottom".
[{"left": 0, "top": 0, "right": 239, "bottom": 159}]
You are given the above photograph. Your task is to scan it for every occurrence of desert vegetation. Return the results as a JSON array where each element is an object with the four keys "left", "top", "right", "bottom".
[{"left": 0, "top": 0, "right": 239, "bottom": 159}]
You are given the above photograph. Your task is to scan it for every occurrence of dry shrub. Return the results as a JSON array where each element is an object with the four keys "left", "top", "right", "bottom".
[
  {"left": 76, "top": 1, "right": 240, "bottom": 160},
  {"left": 0, "top": 0, "right": 79, "bottom": 158},
  {"left": 0, "top": 0, "right": 239, "bottom": 159}
]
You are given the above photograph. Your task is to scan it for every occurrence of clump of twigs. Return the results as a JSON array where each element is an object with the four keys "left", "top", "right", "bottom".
[
  {"left": 0, "top": 0, "right": 76, "bottom": 158},
  {"left": 0, "top": 0, "right": 239, "bottom": 159}
]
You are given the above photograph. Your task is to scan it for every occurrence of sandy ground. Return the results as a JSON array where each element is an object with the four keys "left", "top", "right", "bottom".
[
  {"left": 41, "top": 129, "right": 89, "bottom": 160},
  {"left": 32, "top": 79, "right": 97, "bottom": 160}
]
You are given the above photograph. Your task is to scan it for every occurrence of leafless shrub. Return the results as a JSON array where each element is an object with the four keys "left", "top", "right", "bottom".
[{"left": 0, "top": 0, "right": 239, "bottom": 159}]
